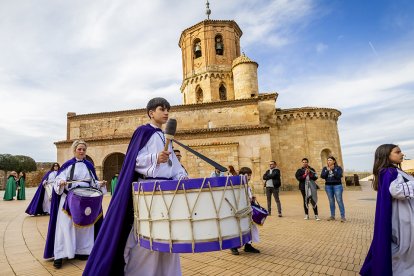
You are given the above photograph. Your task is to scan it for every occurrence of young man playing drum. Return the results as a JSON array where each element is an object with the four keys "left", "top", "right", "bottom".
[
  {"left": 44, "top": 140, "right": 107, "bottom": 269},
  {"left": 84, "top": 97, "right": 187, "bottom": 276}
]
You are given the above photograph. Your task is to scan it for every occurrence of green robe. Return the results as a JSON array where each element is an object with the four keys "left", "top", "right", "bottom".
[
  {"left": 111, "top": 176, "right": 118, "bottom": 195},
  {"left": 3, "top": 176, "right": 16, "bottom": 201},
  {"left": 17, "top": 177, "right": 26, "bottom": 200}
]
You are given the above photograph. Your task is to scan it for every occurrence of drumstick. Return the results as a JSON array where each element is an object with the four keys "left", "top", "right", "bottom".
[{"left": 164, "top": 118, "right": 177, "bottom": 151}]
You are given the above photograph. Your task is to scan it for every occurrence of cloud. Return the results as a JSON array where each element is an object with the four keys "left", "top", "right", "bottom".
[
  {"left": 0, "top": 0, "right": 413, "bottom": 172},
  {"left": 316, "top": 43, "right": 328, "bottom": 54}
]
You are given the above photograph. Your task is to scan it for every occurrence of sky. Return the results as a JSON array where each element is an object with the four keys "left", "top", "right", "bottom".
[{"left": 0, "top": 0, "right": 413, "bottom": 171}]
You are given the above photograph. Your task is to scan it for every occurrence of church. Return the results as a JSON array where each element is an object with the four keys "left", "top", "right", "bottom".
[{"left": 55, "top": 13, "right": 342, "bottom": 191}]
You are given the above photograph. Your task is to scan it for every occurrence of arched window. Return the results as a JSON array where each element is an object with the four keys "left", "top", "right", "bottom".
[
  {"left": 196, "top": 87, "right": 203, "bottom": 103},
  {"left": 194, "top": 38, "right": 202, "bottom": 58},
  {"left": 215, "top": 34, "right": 224, "bottom": 55},
  {"left": 219, "top": 84, "right": 227, "bottom": 100}
]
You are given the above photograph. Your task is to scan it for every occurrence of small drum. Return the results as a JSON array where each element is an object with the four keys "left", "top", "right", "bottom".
[
  {"left": 251, "top": 202, "right": 269, "bottom": 226},
  {"left": 132, "top": 176, "right": 252, "bottom": 253},
  {"left": 63, "top": 187, "right": 103, "bottom": 227},
  {"left": 44, "top": 184, "right": 53, "bottom": 201}
]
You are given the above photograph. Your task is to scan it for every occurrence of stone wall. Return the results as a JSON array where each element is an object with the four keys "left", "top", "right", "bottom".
[
  {"left": 273, "top": 108, "right": 342, "bottom": 186},
  {"left": 65, "top": 95, "right": 274, "bottom": 141}
]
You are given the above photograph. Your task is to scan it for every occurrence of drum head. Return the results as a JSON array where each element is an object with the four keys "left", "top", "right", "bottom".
[{"left": 72, "top": 188, "right": 102, "bottom": 197}]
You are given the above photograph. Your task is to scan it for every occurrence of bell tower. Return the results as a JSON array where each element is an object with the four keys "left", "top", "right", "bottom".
[{"left": 179, "top": 3, "right": 243, "bottom": 104}]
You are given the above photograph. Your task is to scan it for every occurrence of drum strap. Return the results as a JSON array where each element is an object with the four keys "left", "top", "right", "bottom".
[{"left": 67, "top": 162, "right": 95, "bottom": 189}]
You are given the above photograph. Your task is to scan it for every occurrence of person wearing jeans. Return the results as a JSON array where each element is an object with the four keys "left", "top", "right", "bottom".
[
  {"left": 321, "top": 156, "right": 346, "bottom": 222},
  {"left": 262, "top": 161, "right": 282, "bottom": 217}
]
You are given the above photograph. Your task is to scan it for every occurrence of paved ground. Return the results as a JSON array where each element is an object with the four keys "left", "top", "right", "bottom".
[{"left": 0, "top": 182, "right": 375, "bottom": 276}]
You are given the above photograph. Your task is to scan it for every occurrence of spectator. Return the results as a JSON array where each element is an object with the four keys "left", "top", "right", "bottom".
[
  {"left": 173, "top": 149, "right": 188, "bottom": 174},
  {"left": 228, "top": 165, "right": 238, "bottom": 176},
  {"left": 321, "top": 156, "right": 345, "bottom": 222},
  {"left": 295, "top": 158, "right": 320, "bottom": 221},
  {"left": 262, "top": 161, "right": 282, "bottom": 217},
  {"left": 210, "top": 168, "right": 225, "bottom": 177}
]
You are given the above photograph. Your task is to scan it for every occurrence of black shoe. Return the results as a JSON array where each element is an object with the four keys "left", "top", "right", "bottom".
[
  {"left": 278, "top": 213, "right": 282, "bottom": 217},
  {"left": 53, "top": 258, "right": 62, "bottom": 269},
  {"left": 75, "top": 254, "right": 89, "bottom": 260},
  {"left": 230, "top": 248, "right": 239, "bottom": 255},
  {"left": 244, "top": 243, "right": 260, "bottom": 253}
]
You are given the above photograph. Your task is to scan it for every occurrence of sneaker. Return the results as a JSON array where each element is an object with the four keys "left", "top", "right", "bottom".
[
  {"left": 278, "top": 213, "right": 282, "bottom": 217},
  {"left": 304, "top": 215, "right": 309, "bottom": 220},
  {"left": 230, "top": 248, "right": 239, "bottom": 255},
  {"left": 244, "top": 243, "right": 260, "bottom": 253},
  {"left": 341, "top": 217, "right": 346, "bottom": 223},
  {"left": 53, "top": 258, "right": 62, "bottom": 269},
  {"left": 315, "top": 215, "right": 321, "bottom": 221},
  {"left": 327, "top": 216, "right": 335, "bottom": 221}
]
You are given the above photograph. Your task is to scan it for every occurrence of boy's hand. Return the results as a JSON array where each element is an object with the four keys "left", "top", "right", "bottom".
[
  {"left": 157, "top": 151, "right": 171, "bottom": 164},
  {"left": 59, "top": 180, "right": 67, "bottom": 187}
]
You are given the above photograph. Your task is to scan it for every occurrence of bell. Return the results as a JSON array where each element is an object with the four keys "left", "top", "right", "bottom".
[
  {"left": 216, "top": 43, "right": 223, "bottom": 50},
  {"left": 195, "top": 44, "right": 201, "bottom": 52}
]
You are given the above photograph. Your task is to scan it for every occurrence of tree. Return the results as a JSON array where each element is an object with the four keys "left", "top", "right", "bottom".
[
  {"left": 14, "top": 155, "right": 37, "bottom": 173},
  {"left": 0, "top": 154, "right": 37, "bottom": 189},
  {"left": 0, "top": 154, "right": 19, "bottom": 189}
]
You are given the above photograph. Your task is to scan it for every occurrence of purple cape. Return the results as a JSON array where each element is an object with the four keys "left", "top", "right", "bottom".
[
  {"left": 43, "top": 158, "right": 101, "bottom": 259},
  {"left": 84, "top": 124, "right": 160, "bottom": 276},
  {"left": 360, "top": 167, "right": 398, "bottom": 276},
  {"left": 25, "top": 171, "right": 53, "bottom": 215}
]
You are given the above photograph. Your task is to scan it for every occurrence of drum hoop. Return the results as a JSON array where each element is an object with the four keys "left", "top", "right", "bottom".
[
  {"left": 71, "top": 187, "right": 103, "bottom": 196},
  {"left": 133, "top": 176, "right": 251, "bottom": 253}
]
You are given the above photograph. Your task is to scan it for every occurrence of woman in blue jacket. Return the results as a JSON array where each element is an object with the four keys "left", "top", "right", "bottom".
[{"left": 321, "top": 156, "right": 345, "bottom": 222}]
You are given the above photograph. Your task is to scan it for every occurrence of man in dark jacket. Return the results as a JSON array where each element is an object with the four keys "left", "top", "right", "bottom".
[
  {"left": 262, "top": 161, "right": 282, "bottom": 217},
  {"left": 295, "top": 158, "right": 320, "bottom": 220}
]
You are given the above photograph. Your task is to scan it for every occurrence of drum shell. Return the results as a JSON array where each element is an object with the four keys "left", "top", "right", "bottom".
[
  {"left": 251, "top": 204, "right": 269, "bottom": 226},
  {"left": 64, "top": 188, "right": 103, "bottom": 227},
  {"left": 133, "top": 176, "right": 252, "bottom": 253}
]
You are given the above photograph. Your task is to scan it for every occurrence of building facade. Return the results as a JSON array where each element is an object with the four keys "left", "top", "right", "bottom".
[{"left": 55, "top": 19, "right": 342, "bottom": 192}]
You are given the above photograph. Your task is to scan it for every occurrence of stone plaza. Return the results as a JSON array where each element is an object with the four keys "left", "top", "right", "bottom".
[{"left": 0, "top": 182, "right": 374, "bottom": 276}]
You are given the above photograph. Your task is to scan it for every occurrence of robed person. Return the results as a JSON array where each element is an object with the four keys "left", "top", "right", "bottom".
[{"left": 84, "top": 97, "right": 187, "bottom": 276}]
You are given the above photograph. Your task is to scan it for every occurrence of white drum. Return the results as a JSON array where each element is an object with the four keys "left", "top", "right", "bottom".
[{"left": 132, "top": 175, "right": 252, "bottom": 253}]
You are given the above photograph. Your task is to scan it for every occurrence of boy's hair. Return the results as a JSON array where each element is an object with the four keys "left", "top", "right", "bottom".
[
  {"left": 239, "top": 167, "right": 252, "bottom": 175},
  {"left": 302, "top": 158, "right": 309, "bottom": 162},
  {"left": 146, "top": 97, "right": 171, "bottom": 118},
  {"left": 372, "top": 144, "right": 399, "bottom": 191}
]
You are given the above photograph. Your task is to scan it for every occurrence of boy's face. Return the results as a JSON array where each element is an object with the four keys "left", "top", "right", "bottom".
[{"left": 150, "top": 106, "right": 169, "bottom": 125}]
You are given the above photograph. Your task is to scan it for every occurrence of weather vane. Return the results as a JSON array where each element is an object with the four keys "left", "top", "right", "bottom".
[{"left": 206, "top": 0, "right": 211, "bottom": 20}]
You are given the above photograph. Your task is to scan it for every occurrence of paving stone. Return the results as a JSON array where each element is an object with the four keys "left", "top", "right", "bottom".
[{"left": 0, "top": 182, "right": 377, "bottom": 275}]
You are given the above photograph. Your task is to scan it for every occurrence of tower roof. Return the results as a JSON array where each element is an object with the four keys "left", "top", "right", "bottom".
[
  {"left": 179, "top": 20, "right": 242, "bottom": 47},
  {"left": 232, "top": 53, "right": 258, "bottom": 68}
]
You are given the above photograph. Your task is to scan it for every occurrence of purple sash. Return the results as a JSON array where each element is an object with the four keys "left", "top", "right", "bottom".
[{"left": 63, "top": 188, "right": 103, "bottom": 227}]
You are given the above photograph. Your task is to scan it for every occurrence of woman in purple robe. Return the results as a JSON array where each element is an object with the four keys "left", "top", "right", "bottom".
[
  {"left": 361, "top": 144, "right": 414, "bottom": 275},
  {"left": 26, "top": 163, "right": 60, "bottom": 215}
]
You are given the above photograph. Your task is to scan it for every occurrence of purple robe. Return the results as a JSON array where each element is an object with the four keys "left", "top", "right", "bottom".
[
  {"left": 25, "top": 171, "right": 53, "bottom": 215},
  {"left": 43, "top": 158, "right": 101, "bottom": 259},
  {"left": 84, "top": 124, "right": 160, "bottom": 276},
  {"left": 360, "top": 167, "right": 398, "bottom": 276}
]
